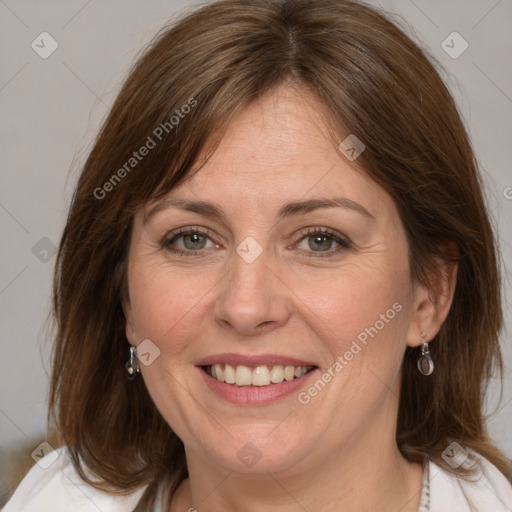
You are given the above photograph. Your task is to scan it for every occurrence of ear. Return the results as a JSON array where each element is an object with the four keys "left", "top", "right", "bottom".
[
  {"left": 122, "top": 294, "right": 137, "bottom": 345},
  {"left": 406, "top": 244, "right": 458, "bottom": 347}
]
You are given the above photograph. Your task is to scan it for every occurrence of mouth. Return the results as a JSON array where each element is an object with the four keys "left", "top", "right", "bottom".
[{"left": 202, "top": 363, "right": 316, "bottom": 387}]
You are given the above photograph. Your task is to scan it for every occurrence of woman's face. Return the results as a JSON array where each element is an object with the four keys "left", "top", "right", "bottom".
[{"left": 124, "top": 85, "right": 427, "bottom": 475}]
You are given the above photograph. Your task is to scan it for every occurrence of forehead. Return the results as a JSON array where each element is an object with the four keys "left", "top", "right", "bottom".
[{"left": 144, "top": 84, "right": 393, "bottom": 222}]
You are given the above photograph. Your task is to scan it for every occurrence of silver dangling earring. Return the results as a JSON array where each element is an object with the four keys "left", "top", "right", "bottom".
[
  {"left": 417, "top": 332, "right": 434, "bottom": 376},
  {"left": 125, "top": 346, "right": 140, "bottom": 380}
]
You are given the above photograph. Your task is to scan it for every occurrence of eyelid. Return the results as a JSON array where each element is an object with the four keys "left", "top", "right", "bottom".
[
  {"left": 163, "top": 225, "right": 214, "bottom": 238},
  {"left": 160, "top": 225, "right": 351, "bottom": 258},
  {"left": 161, "top": 225, "right": 222, "bottom": 247},
  {"left": 295, "top": 226, "right": 350, "bottom": 244},
  {"left": 292, "top": 226, "right": 351, "bottom": 257}
]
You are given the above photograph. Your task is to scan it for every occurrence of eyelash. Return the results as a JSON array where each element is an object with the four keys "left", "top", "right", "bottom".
[
  {"left": 161, "top": 226, "right": 219, "bottom": 258},
  {"left": 161, "top": 226, "right": 351, "bottom": 258},
  {"left": 295, "top": 227, "right": 351, "bottom": 258}
]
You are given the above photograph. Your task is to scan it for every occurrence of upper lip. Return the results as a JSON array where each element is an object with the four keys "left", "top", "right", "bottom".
[{"left": 196, "top": 353, "right": 317, "bottom": 368}]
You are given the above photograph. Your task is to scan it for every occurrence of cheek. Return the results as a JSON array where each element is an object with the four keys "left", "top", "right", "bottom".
[
  {"left": 126, "top": 264, "right": 214, "bottom": 439},
  {"left": 289, "top": 269, "right": 410, "bottom": 431},
  {"left": 290, "top": 255, "right": 412, "bottom": 383},
  {"left": 127, "top": 262, "right": 212, "bottom": 356}
]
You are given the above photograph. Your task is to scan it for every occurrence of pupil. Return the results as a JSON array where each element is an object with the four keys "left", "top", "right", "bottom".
[
  {"left": 184, "top": 233, "right": 206, "bottom": 249},
  {"left": 309, "top": 235, "right": 332, "bottom": 251}
]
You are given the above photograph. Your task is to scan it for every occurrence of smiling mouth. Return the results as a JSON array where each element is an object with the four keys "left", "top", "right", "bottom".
[{"left": 203, "top": 363, "right": 316, "bottom": 387}]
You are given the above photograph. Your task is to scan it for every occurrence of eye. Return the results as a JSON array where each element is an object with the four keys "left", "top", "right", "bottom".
[
  {"left": 181, "top": 232, "right": 208, "bottom": 250},
  {"left": 295, "top": 228, "right": 350, "bottom": 257},
  {"left": 162, "top": 227, "right": 219, "bottom": 255}
]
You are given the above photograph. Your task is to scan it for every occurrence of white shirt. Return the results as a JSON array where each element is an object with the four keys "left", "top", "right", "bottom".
[{"left": 4, "top": 446, "right": 512, "bottom": 511}]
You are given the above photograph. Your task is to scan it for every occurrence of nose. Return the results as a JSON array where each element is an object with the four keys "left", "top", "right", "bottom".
[{"left": 213, "top": 247, "right": 291, "bottom": 337}]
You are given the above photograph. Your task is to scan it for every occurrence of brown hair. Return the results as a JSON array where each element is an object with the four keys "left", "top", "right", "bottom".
[{"left": 49, "top": 0, "right": 511, "bottom": 508}]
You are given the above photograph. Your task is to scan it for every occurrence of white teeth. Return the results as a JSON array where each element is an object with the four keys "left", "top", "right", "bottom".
[
  {"left": 235, "top": 365, "right": 252, "bottom": 386},
  {"left": 284, "top": 366, "right": 295, "bottom": 381},
  {"left": 224, "top": 364, "right": 236, "bottom": 384},
  {"left": 213, "top": 363, "right": 224, "bottom": 381},
  {"left": 270, "top": 365, "right": 284, "bottom": 383},
  {"left": 252, "top": 366, "right": 270, "bottom": 386},
  {"left": 207, "top": 363, "right": 313, "bottom": 387}
]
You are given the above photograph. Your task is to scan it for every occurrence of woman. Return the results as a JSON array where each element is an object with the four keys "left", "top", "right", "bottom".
[{"left": 5, "top": 0, "right": 512, "bottom": 510}]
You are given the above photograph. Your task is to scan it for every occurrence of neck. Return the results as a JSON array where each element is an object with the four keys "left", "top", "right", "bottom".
[{"left": 171, "top": 420, "right": 423, "bottom": 512}]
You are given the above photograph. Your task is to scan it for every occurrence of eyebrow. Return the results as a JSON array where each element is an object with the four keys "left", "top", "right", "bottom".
[
  {"left": 277, "top": 197, "right": 375, "bottom": 221},
  {"left": 144, "top": 196, "right": 375, "bottom": 225}
]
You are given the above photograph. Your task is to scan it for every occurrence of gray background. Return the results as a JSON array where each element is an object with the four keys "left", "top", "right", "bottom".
[{"left": 1, "top": 0, "right": 511, "bottom": 465}]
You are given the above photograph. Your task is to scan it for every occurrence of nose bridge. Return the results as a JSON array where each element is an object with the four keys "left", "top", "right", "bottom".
[{"left": 214, "top": 241, "right": 290, "bottom": 335}]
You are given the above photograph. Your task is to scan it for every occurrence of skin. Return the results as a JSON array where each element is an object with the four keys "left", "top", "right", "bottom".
[{"left": 124, "top": 84, "right": 457, "bottom": 512}]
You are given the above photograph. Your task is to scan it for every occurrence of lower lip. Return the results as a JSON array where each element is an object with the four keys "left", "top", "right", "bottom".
[{"left": 198, "top": 367, "right": 319, "bottom": 405}]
